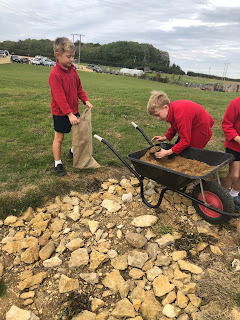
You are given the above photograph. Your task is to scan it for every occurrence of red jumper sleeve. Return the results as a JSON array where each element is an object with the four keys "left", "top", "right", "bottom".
[
  {"left": 222, "top": 103, "right": 238, "bottom": 142},
  {"left": 165, "top": 126, "right": 177, "bottom": 141},
  {"left": 49, "top": 73, "right": 72, "bottom": 115},
  {"left": 171, "top": 116, "right": 193, "bottom": 154}
]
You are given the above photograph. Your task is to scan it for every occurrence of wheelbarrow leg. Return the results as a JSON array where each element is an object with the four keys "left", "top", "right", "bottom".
[{"left": 140, "top": 176, "right": 171, "bottom": 209}]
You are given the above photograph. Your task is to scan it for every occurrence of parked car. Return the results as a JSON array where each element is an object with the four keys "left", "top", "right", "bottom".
[
  {"left": 92, "top": 66, "right": 102, "bottom": 73},
  {"left": 30, "top": 58, "right": 42, "bottom": 65},
  {"left": 20, "top": 57, "right": 29, "bottom": 64},
  {"left": 10, "top": 55, "right": 21, "bottom": 63},
  {"left": 0, "top": 50, "right": 6, "bottom": 57},
  {"left": 4, "top": 50, "right": 9, "bottom": 56},
  {"left": 87, "top": 63, "right": 95, "bottom": 68}
]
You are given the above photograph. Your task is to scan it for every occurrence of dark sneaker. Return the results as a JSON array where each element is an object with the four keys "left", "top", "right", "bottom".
[
  {"left": 233, "top": 196, "right": 240, "bottom": 211},
  {"left": 67, "top": 149, "right": 73, "bottom": 159},
  {"left": 54, "top": 164, "right": 66, "bottom": 176}
]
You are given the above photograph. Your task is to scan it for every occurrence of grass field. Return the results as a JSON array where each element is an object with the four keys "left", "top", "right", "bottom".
[{"left": 0, "top": 63, "right": 239, "bottom": 218}]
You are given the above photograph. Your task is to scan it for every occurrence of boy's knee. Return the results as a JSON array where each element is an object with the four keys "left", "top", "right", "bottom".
[
  {"left": 230, "top": 173, "right": 240, "bottom": 182},
  {"left": 54, "top": 133, "right": 64, "bottom": 143}
]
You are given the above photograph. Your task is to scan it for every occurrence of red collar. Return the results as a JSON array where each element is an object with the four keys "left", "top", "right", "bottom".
[{"left": 56, "top": 60, "right": 74, "bottom": 72}]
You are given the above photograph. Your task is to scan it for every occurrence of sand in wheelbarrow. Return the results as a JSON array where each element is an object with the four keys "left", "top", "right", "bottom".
[{"left": 140, "top": 146, "right": 216, "bottom": 176}]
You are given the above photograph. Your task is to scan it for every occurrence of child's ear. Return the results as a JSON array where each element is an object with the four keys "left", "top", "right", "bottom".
[{"left": 54, "top": 52, "right": 60, "bottom": 59}]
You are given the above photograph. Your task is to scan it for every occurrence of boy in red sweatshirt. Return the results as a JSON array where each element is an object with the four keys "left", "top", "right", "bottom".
[
  {"left": 147, "top": 91, "right": 215, "bottom": 158},
  {"left": 222, "top": 96, "right": 240, "bottom": 209},
  {"left": 49, "top": 37, "right": 93, "bottom": 176}
]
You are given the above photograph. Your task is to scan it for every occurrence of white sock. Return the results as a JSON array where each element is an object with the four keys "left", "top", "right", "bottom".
[
  {"left": 230, "top": 189, "right": 239, "bottom": 197},
  {"left": 71, "top": 147, "right": 73, "bottom": 153},
  {"left": 55, "top": 160, "right": 62, "bottom": 167}
]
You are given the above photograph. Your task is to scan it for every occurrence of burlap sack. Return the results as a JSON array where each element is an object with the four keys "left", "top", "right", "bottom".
[{"left": 72, "top": 108, "right": 100, "bottom": 169}]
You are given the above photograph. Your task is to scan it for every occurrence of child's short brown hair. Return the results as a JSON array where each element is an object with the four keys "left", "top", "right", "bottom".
[
  {"left": 53, "top": 37, "right": 75, "bottom": 55},
  {"left": 147, "top": 91, "right": 170, "bottom": 115}
]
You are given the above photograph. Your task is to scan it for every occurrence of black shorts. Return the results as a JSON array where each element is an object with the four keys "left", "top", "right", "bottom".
[
  {"left": 53, "top": 113, "right": 80, "bottom": 133},
  {"left": 226, "top": 147, "right": 240, "bottom": 161}
]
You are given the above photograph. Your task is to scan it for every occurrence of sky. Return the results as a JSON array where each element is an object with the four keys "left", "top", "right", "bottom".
[{"left": 1, "top": 0, "right": 240, "bottom": 79}]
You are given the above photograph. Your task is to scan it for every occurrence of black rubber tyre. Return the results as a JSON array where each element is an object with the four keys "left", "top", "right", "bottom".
[{"left": 192, "top": 180, "right": 234, "bottom": 225}]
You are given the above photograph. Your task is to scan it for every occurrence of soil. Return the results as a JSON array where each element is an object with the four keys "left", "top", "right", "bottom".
[{"left": 141, "top": 146, "right": 216, "bottom": 176}]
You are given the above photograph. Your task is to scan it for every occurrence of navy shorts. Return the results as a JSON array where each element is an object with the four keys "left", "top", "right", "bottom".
[
  {"left": 226, "top": 147, "right": 240, "bottom": 161},
  {"left": 53, "top": 113, "right": 80, "bottom": 133}
]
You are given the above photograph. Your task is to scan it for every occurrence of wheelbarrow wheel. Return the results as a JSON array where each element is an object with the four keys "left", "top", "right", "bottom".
[{"left": 192, "top": 181, "right": 234, "bottom": 225}]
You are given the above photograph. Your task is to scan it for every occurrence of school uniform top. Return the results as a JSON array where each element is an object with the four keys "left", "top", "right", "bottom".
[
  {"left": 164, "top": 100, "right": 215, "bottom": 155},
  {"left": 222, "top": 96, "right": 240, "bottom": 153},
  {"left": 49, "top": 61, "right": 88, "bottom": 116}
]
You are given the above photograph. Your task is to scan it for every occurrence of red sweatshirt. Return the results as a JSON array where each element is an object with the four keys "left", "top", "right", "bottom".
[
  {"left": 165, "top": 100, "right": 215, "bottom": 154},
  {"left": 222, "top": 96, "right": 240, "bottom": 153},
  {"left": 49, "top": 61, "right": 88, "bottom": 116}
]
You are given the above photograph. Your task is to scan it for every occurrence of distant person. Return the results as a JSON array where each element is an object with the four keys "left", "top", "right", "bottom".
[
  {"left": 49, "top": 37, "right": 93, "bottom": 176},
  {"left": 147, "top": 91, "right": 215, "bottom": 158},
  {"left": 222, "top": 96, "right": 240, "bottom": 209}
]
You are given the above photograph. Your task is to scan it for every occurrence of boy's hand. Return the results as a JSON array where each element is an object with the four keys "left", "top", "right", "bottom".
[
  {"left": 155, "top": 148, "right": 173, "bottom": 159},
  {"left": 234, "top": 136, "right": 240, "bottom": 144},
  {"left": 68, "top": 113, "right": 79, "bottom": 125},
  {"left": 85, "top": 101, "right": 93, "bottom": 109},
  {"left": 152, "top": 136, "right": 167, "bottom": 142}
]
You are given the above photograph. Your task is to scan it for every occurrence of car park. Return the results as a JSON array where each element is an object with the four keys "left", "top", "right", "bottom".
[{"left": 10, "top": 55, "right": 21, "bottom": 63}]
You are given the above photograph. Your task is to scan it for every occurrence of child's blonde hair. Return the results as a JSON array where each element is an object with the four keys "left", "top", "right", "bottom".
[
  {"left": 53, "top": 37, "right": 75, "bottom": 55},
  {"left": 147, "top": 90, "right": 170, "bottom": 115}
]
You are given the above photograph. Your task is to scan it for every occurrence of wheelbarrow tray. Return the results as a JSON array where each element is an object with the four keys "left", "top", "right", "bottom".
[{"left": 127, "top": 143, "right": 234, "bottom": 189}]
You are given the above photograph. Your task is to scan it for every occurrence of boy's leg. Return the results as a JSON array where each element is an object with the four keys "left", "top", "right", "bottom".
[
  {"left": 53, "top": 131, "right": 66, "bottom": 176},
  {"left": 222, "top": 161, "right": 240, "bottom": 210},
  {"left": 222, "top": 161, "right": 240, "bottom": 190}
]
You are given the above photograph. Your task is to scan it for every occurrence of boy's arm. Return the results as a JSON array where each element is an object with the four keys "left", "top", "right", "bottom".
[{"left": 222, "top": 101, "right": 239, "bottom": 142}]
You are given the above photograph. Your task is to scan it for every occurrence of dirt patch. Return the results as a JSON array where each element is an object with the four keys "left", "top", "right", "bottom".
[{"left": 140, "top": 146, "right": 215, "bottom": 176}]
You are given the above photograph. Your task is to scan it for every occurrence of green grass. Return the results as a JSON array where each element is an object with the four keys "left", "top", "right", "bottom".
[
  {"left": 0, "top": 280, "right": 7, "bottom": 296},
  {"left": 0, "top": 63, "right": 239, "bottom": 219}
]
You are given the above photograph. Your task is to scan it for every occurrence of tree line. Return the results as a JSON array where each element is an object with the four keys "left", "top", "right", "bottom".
[
  {"left": 0, "top": 38, "right": 184, "bottom": 74},
  {"left": 1, "top": 38, "right": 239, "bottom": 81}
]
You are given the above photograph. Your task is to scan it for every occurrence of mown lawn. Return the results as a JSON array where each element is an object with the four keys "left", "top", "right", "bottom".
[{"left": 0, "top": 63, "right": 239, "bottom": 218}]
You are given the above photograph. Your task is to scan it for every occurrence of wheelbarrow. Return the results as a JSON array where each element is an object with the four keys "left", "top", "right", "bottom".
[{"left": 94, "top": 122, "right": 240, "bottom": 225}]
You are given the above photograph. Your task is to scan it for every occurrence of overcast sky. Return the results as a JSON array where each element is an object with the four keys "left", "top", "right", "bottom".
[{"left": 1, "top": 0, "right": 240, "bottom": 78}]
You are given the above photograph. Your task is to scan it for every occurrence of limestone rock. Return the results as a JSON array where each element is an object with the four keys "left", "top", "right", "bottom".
[
  {"left": 125, "top": 232, "right": 147, "bottom": 248},
  {"left": 131, "top": 215, "right": 158, "bottom": 227},
  {"left": 19, "top": 272, "right": 47, "bottom": 291},
  {"left": 43, "top": 256, "right": 62, "bottom": 268},
  {"left": 59, "top": 274, "right": 79, "bottom": 293},
  {"left": 128, "top": 250, "right": 148, "bottom": 268},
  {"left": 101, "top": 199, "right": 121, "bottom": 213},
  {"left": 112, "top": 298, "right": 135, "bottom": 318},
  {"left": 39, "top": 240, "right": 55, "bottom": 260},
  {"left": 72, "top": 310, "right": 96, "bottom": 320},
  {"left": 89, "top": 250, "right": 109, "bottom": 271},
  {"left": 140, "top": 290, "right": 162, "bottom": 320},
  {"left": 6, "top": 305, "right": 39, "bottom": 320},
  {"left": 21, "top": 244, "right": 39, "bottom": 264},
  {"left": 69, "top": 248, "right": 89, "bottom": 269},
  {"left": 111, "top": 253, "right": 128, "bottom": 270},
  {"left": 153, "top": 275, "right": 175, "bottom": 297},
  {"left": 156, "top": 233, "right": 174, "bottom": 248},
  {"left": 178, "top": 260, "right": 203, "bottom": 274}
]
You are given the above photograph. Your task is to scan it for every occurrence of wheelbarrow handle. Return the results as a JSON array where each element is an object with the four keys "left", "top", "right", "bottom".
[
  {"left": 94, "top": 134, "right": 141, "bottom": 180},
  {"left": 131, "top": 121, "right": 154, "bottom": 146},
  {"left": 94, "top": 134, "right": 103, "bottom": 142}
]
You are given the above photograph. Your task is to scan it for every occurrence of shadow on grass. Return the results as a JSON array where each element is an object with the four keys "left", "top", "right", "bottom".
[{"left": 0, "top": 178, "right": 84, "bottom": 220}]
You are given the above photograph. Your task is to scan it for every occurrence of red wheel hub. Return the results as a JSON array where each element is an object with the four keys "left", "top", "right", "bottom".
[{"left": 198, "top": 191, "right": 222, "bottom": 218}]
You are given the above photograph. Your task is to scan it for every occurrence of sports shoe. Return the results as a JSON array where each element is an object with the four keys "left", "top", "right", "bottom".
[
  {"left": 67, "top": 149, "right": 73, "bottom": 159},
  {"left": 54, "top": 164, "right": 66, "bottom": 176},
  {"left": 233, "top": 196, "right": 240, "bottom": 211}
]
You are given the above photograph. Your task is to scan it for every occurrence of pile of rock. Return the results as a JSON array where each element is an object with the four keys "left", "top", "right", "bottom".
[{"left": 0, "top": 176, "right": 240, "bottom": 320}]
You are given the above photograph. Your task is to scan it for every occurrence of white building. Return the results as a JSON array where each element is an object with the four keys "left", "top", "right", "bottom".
[{"left": 119, "top": 68, "right": 144, "bottom": 77}]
